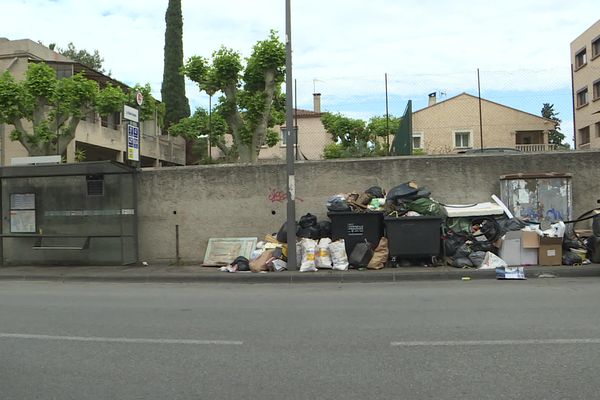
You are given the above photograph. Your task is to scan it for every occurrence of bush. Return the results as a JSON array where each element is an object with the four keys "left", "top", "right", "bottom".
[{"left": 323, "top": 143, "right": 344, "bottom": 159}]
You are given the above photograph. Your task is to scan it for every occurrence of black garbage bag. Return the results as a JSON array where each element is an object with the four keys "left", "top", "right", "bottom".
[
  {"left": 298, "top": 225, "right": 320, "bottom": 240},
  {"left": 470, "top": 241, "right": 496, "bottom": 253},
  {"left": 498, "top": 218, "right": 527, "bottom": 234},
  {"left": 365, "top": 186, "right": 385, "bottom": 198},
  {"left": 327, "top": 197, "right": 351, "bottom": 212},
  {"left": 386, "top": 182, "right": 419, "bottom": 202},
  {"left": 317, "top": 220, "right": 331, "bottom": 239},
  {"left": 404, "top": 188, "right": 432, "bottom": 201},
  {"left": 468, "top": 251, "right": 486, "bottom": 268},
  {"left": 299, "top": 213, "right": 317, "bottom": 228},
  {"left": 444, "top": 234, "right": 467, "bottom": 257},
  {"left": 349, "top": 241, "right": 374, "bottom": 268},
  {"left": 231, "top": 256, "right": 250, "bottom": 271},
  {"left": 453, "top": 257, "right": 473, "bottom": 268},
  {"left": 562, "top": 251, "right": 583, "bottom": 265},
  {"left": 454, "top": 243, "right": 472, "bottom": 258},
  {"left": 563, "top": 237, "right": 584, "bottom": 251}
]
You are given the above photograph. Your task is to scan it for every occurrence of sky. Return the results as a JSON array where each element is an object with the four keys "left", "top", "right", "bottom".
[{"left": 3, "top": 0, "right": 599, "bottom": 144}]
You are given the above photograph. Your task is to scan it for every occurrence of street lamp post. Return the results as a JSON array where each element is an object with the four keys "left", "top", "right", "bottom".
[{"left": 285, "top": 0, "right": 297, "bottom": 270}]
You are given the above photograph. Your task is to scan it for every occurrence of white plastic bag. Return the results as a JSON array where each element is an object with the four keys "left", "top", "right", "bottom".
[
  {"left": 329, "top": 239, "right": 349, "bottom": 271},
  {"left": 300, "top": 238, "right": 317, "bottom": 272},
  {"left": 296, "top": 241, "right": 303, "bottom": 266},
  {"left": 316, "top": 238, "right": 333, "bottom": 269},
  {"left": 480, "top": 251, "right": 507, "bottom": 270}
]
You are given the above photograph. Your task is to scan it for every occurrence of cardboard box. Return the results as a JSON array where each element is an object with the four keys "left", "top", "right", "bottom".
[
  {"left": 539, "top": 236, "right": 562, "bottom": 266},
  {"left": 521, "top": 231, "right": 540, "bottom": 248},
  {"left": 499, "top": 231, "right": 538, "bottom": 266}
]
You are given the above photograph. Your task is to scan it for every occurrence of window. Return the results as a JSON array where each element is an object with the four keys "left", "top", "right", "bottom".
[
  {"left": 576, "top": 87, "right": 588, "bottom": 108},
  {"left": 454, "top": 130, "right": 471, "bottom": 148},
  {"left": 412, "top": 132, "right": 423, "bottom": 149},
  {"left": 596, "top": 122, "right": 600, "bottom": 138},
  {"left": 279, "top": 126, "right": 297, "bottom": 147},
  {"left": 593, "top": 79, "right": 600, "bottom": 101},
  {"left": 579, "top": 126, "right": 590, "bottom": 146},
  {"left": 592, "top": 37, "right": 600, "bottom": 59},
  {"left": 575, "top": 48, "right": 587, "bottom": 69}
]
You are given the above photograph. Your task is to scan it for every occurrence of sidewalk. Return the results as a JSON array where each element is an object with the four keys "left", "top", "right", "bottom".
[{"left": 1, "top": 264, "right": 599, "bottom": 284}]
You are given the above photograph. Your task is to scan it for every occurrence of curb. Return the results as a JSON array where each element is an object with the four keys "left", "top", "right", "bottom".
[{"left": 0, "top": 265, "right": 598, "bottom": 284}]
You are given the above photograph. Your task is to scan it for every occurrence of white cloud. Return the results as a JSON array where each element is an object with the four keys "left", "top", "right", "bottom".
[{"left": 2, "top": 0, "right": 598, "bottom": 120}]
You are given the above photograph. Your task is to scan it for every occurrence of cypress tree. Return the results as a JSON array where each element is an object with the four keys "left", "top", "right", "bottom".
[{"left": 161, "top": 0, "right": 191, "bottom": 156}]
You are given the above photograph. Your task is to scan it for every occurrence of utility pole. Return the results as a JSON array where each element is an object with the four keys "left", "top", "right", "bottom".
[{"left": 285, "top": 0, "right": 297, "bottom": 270}]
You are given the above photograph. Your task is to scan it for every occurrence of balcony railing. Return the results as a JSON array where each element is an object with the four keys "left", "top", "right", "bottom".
[{"left": 515, "top": 144, "right": 558, "bottom": 153}]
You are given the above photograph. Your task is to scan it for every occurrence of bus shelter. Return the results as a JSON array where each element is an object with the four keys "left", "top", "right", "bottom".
[{"left": 0, "top": 161, "right": 138, "bottom": 266}]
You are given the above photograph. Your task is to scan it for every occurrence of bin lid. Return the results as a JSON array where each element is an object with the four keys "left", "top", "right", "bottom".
[{"left": 500, "top": 172, "right": 571, "bottom": 180}]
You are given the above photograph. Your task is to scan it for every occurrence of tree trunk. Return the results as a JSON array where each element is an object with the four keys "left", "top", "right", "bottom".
[
  {"left": 251, "top": 70, "right": 276, "bottom": 159},
  {"left": 237, "top": 143, "right": 255, "bottom": 163}
]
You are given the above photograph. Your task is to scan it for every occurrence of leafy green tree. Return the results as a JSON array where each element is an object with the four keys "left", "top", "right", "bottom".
[
  {"left": 161, "top": 0, "right": 190, "bottom": 133},
  {"left": 168, "top": 107, "right": 230, "bottom": 163},
  {"left": 320, "top": 113, "right": 401, "bottom": 158},
  {"left": 321, "top": 112, "right": 368, "bottom": 147},
  {"left": 541, "top": 103, "right": 568, "bottom": 148},
  {"left": 182, "top": 30, "right": 285, "bottom": 163},
  {"left": 55, "top": 42, "right": 106, "bottom": 73},
  {"left": 365, "top": 115, "right": 402, "bottom": 139},
  {"left": 0, "top": 62, "right": 126, "bottom": 156}
]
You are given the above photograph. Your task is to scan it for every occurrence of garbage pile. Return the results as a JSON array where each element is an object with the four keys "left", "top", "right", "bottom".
[{"left": 218, "top": 180, "right": 598, "bottom": 275}]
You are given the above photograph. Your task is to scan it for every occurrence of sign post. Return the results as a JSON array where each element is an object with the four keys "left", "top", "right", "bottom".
[{"left": 127, "top": 125, "right": 140, "bottom": 162}]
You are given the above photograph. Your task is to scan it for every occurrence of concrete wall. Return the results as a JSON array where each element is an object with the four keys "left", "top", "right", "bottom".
[{"left": 138, "top": 150, "right": 600, "bottom": 264}]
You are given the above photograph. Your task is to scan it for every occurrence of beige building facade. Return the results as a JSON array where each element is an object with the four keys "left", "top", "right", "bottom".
[
  {"left": 571, "top": 19, "right": 600, "bottom": 149},
  {"left": 412, "top": 93, "right": 557, "bottom": 154},
  {"left": 259, "top": 93, "right": 329, "bottom": 160},
  {"left": 0, "top": 38, "right": 185, "bottom": 166}
]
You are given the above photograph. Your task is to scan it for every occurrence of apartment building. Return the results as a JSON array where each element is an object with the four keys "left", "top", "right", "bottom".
[
  {"left": 571, "top": 19, "right": 600, "bottom": 149},
  {"left": 0, "top": 38, "right": 185, "bottom": 166}
]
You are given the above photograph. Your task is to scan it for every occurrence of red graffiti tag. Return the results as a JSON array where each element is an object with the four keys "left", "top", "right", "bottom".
[
  {"left": 268, "top": 188, "right": 303, "bottom": 203},
  {"left": 268, "top": 188, "right": 287, "bottom": 203}
]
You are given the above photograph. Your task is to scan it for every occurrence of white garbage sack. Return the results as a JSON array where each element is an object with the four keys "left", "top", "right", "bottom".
[
  {"left": 329, "top": 239, "right": 349, "bottom": 271},
  {"left": 479, "top": 251, "right": 507, "bottom": 270},
  {"left": 316, "top": 238, "right": 333, "bottom": 269},
  {"left": 300, "top": 238, "right": 318, "bottom": 272}
]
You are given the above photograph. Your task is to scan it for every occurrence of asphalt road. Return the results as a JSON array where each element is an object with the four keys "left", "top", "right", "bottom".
[{"left": 1, "top": 279, "right": 600, "bottom": 400}]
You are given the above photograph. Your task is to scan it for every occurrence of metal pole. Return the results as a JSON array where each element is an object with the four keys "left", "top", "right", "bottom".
[
  {"left": 208, "top": 94, "right": 212, "bottom": 162},
  {"left": 477, "top": 68, "right": 483, "bottom": 151},
  {"left": 294, "top": 79, "right": 298, "bottom": 160},
  {"left": 175, "top": 224, "right": 180, "bottom": 266},
  {"left": 285, "top": 0, "right": 297, "bottom": 270},
  {"left": 385, "top": 73, "right": 390, "bottom": 155}
]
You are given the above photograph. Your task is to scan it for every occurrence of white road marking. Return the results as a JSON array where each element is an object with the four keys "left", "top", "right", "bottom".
[
  {"left": 0, "top": 333, "right": 243, "bottom": 346},
  {"left": 391, "top": 338, "right": 600, "bottom": 347}
]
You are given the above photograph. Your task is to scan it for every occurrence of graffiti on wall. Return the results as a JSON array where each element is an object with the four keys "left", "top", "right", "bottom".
[{"left": 268, "top": 188, "right": 303, "bottom": 203}]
